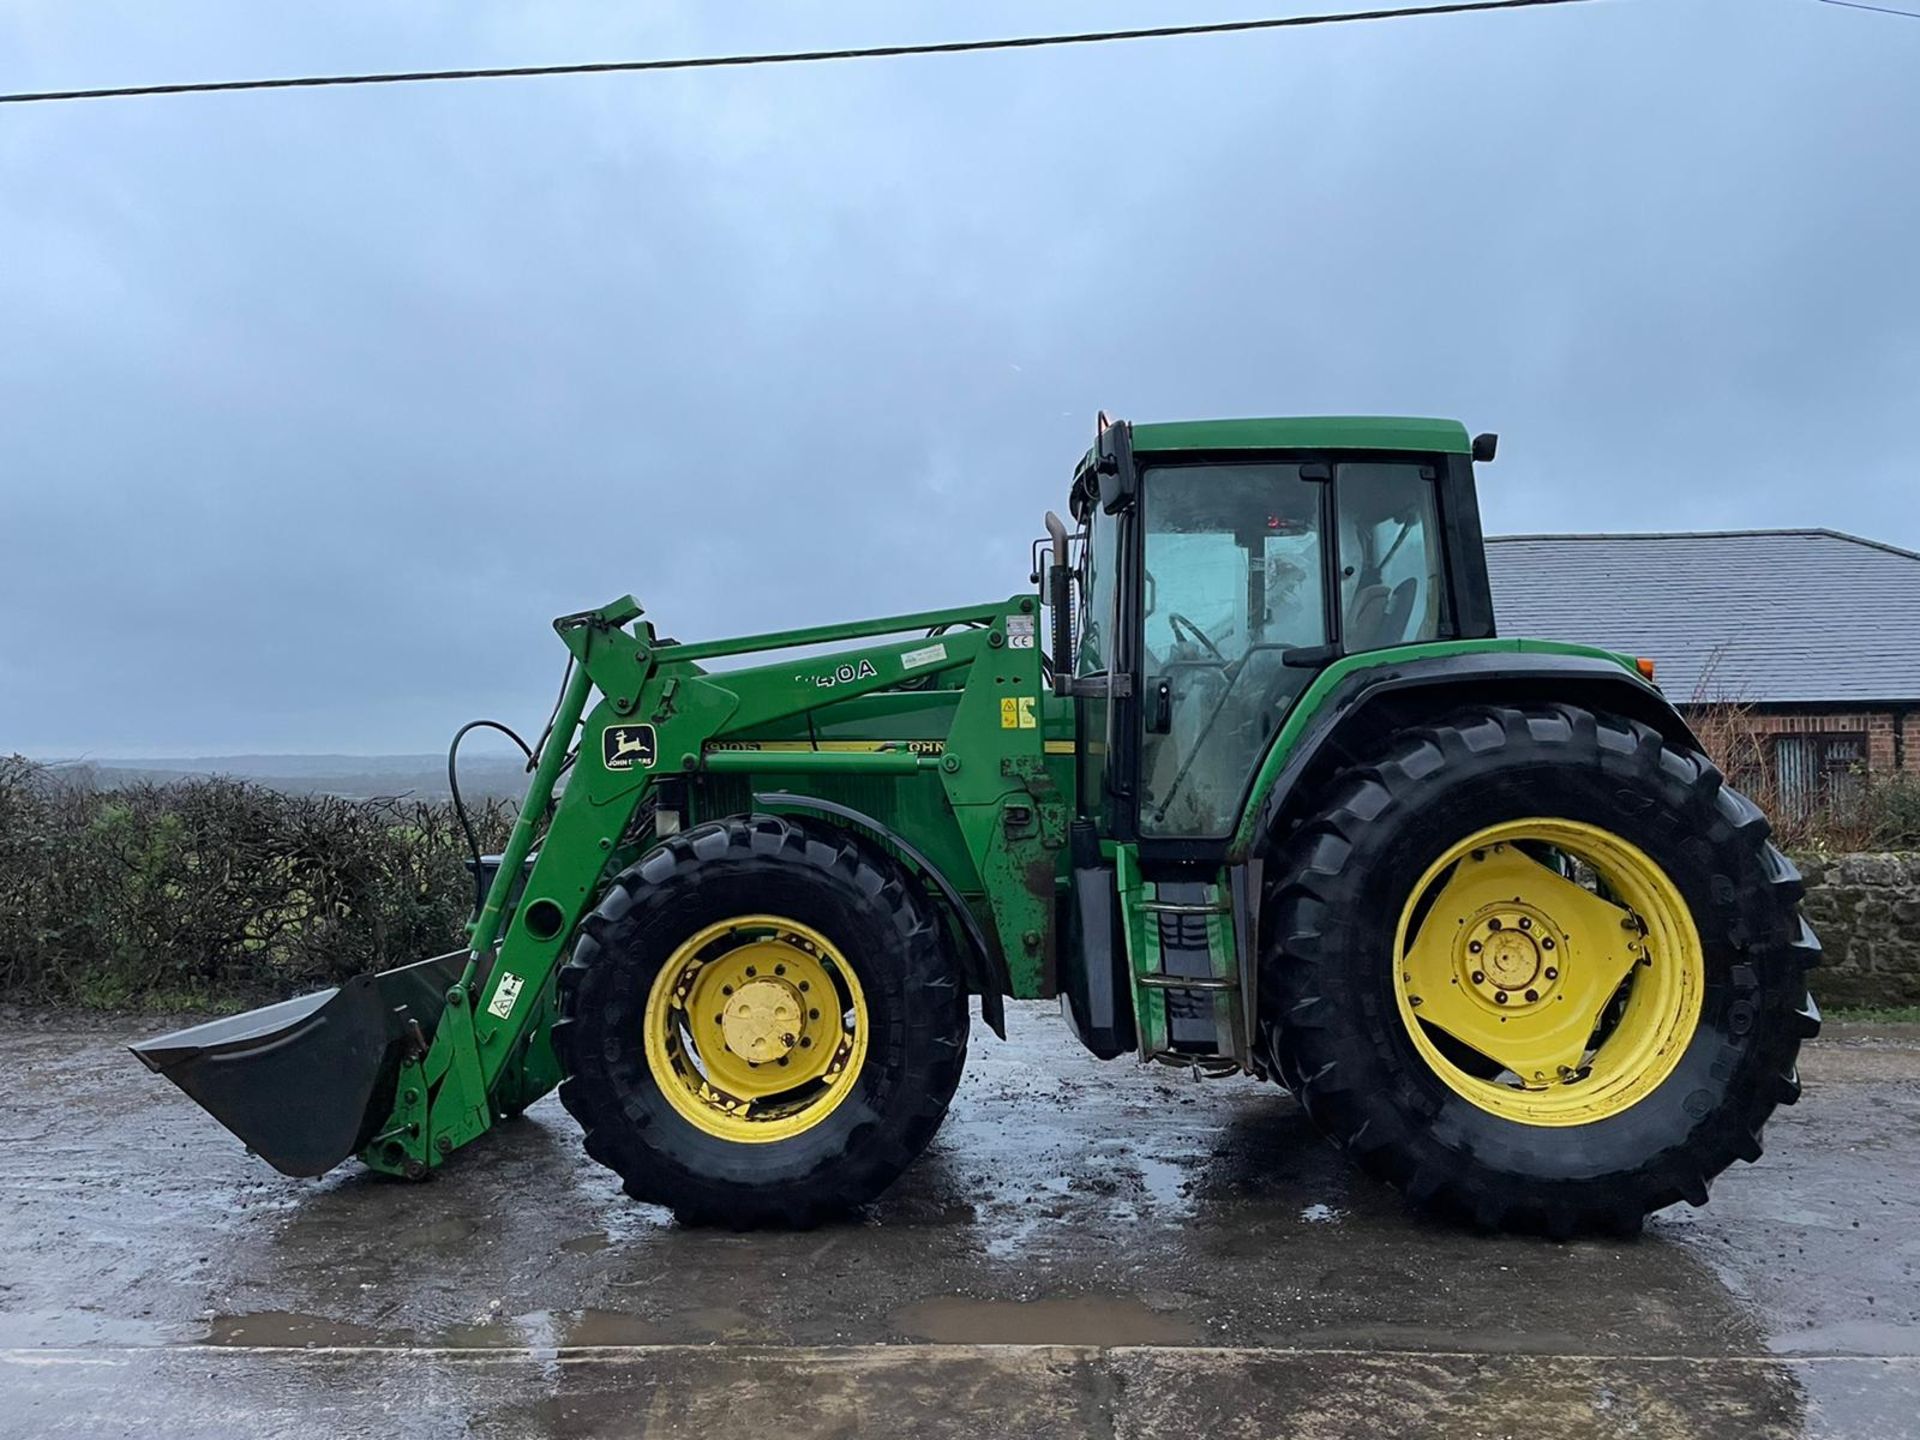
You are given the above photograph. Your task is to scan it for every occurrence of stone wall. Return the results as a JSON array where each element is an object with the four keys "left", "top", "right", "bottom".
[{"left": 1794, "top": 852, "right": 1920, "bottom": 1008}]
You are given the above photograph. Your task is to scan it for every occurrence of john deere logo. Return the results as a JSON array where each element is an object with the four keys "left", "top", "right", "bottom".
[{"left": 603, "top": 724, "right": 657, "bottom": 772}]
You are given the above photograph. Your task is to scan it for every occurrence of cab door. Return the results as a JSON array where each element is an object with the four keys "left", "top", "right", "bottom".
[
  {"left": 1135, "top": 457, "right": 1451, "bottom": 843},
  {"left": 1135, "top": 463, "right": 1331, "bottom": 840}
]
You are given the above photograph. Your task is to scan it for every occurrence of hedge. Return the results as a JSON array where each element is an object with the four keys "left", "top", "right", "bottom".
[{"left": 0, "top": 756, "right": 513, "bottom": 1008}]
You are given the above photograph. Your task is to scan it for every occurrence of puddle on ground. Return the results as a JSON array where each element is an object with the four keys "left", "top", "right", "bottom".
[
  {"left": 559, "top": 1308, "right": 673, "bottom": 1347},
  {"left": 391, "top": 1216, "right": 478, "bottom": 1248},
  {"left": 438, "top": 1319, "right": 523, "bottom": 1349},
  {"left": 677, "top": 1304, "right": 754, "bottom": 1338},
  {"left": 892, "top": 1294, "right": 1202, "bottom": 1346},
  {"left": 203, "top": 1310, "right": 396, "bottom": 1348},
  {"left": 558, "top": 1231, "right": 612, "bottom": 1255}
]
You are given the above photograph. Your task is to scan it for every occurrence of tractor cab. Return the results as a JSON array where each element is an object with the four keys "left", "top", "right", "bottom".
[
  {"left": 1056, "top": 415, "right": 1497, "bottom": 851},
  {"left": 1047, "top": 416, "right": 1501, "bottom": 1064}
]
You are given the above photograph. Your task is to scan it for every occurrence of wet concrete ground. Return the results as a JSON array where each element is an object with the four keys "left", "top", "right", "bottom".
[{"left": 1, "top": 1004, "right": 1915, "bottom": 1439}]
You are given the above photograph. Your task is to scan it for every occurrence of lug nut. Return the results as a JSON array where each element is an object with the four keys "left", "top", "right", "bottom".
[
  {"left": 775, "top": 964, "right": 786, "bottom": 975},
  {"left": 1541, "top": 937, "right": 1555, "bottom": 951},
  {"left": 809, "top": 1008, "right": 820, "bottom": 1020},
  {"left": 1471, "top": 970, "right": 1486, "bottom": 985},
  {"left": 1518, "top": 917, "right": 1532, "bottom": 931},
  {"left": 800, "top": 1037, "right": 813, "bottom": 1048},
  {"left": 1524, "top": 988, "right": 1539, "bottom": 1002},
  {"left": 745, "top": 966, "right": 757, "bottom": 977},
  {"left": 1495, "top": 991, "right": 1509, "bottom": 1004},
  {"left": 1488, "top": 918, "right": 1503, "bottom": 931},
  {"left": 1469, "top": 941, "right": 1484, "bottom": 955},
  {"left": 1544, "top": 967, "right": 1558, "bottom": 980}
]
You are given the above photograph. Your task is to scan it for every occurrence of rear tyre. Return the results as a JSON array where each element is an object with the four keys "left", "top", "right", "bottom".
[
  {"left": 1261, "top": 704, "right": 1821, "bottom": 1236},
  {"left": 553, "top": 814, "right": 968, "bottom": 1228}
]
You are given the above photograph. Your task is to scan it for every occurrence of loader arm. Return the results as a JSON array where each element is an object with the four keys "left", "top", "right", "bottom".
[{"left": 138, "top": 591, "right": 1066, "bottom": 1181}]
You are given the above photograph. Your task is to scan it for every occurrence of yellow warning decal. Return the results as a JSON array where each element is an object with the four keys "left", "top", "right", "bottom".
[{"left": 1000, "top": 697, "right": 1038, "bottom": 729}]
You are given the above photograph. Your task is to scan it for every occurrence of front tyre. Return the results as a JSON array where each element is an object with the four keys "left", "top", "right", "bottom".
[
  {"left": 1262, "top": 704, "right": 1821, "bottom": 1236},
  {"left": 554, "top": 815, "right": 968, "bottom": 1227}
]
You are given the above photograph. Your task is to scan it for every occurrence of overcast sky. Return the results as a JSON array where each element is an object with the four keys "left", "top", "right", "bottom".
[{"left": 2, "top": 0, "right": 1914, "bottom": 756}]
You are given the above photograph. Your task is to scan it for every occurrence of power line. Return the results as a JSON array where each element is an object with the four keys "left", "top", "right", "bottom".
[
  {"left": 1817, "top": 0, "right": 1920, "bottom": 16},
  {"left": 0, "top": 0, "right": 1603, "bottom": 108}
]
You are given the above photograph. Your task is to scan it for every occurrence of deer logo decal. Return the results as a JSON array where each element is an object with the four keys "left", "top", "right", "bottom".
[{"left": 602, "top": 724, "right": 658, "bottom": 772}]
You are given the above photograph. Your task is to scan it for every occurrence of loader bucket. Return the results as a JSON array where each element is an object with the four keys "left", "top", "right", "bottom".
[{"left": 130, "top": 950, "right": 467, "bottom": 1178}]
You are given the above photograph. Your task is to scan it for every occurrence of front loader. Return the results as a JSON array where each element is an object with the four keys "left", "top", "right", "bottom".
[{"left": 135, "top": 415, "right": 1821, "bottom": 1234}]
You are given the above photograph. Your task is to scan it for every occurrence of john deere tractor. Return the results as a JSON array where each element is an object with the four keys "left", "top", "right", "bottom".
[{"left": 135, "top": 416, "right": 1820, "bottom": 1234}]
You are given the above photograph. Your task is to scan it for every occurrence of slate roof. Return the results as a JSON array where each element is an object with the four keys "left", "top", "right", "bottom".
[{"left": 1485, "top": 530, "right": 1920, "bottom": 705}]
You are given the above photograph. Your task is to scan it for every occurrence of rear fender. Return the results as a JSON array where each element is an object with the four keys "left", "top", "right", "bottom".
[{"left": 1234, "top": 648, "right": 1700, "bottom": 862}]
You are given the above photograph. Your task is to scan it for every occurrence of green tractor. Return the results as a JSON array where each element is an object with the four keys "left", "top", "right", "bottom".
[{"left": 134, "top": 415, "right": 1820, "bottom": 1234}]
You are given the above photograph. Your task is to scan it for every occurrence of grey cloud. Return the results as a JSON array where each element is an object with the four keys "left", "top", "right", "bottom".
[{"left": 1, "top": 0, "right": 1913, "bottom": 753}]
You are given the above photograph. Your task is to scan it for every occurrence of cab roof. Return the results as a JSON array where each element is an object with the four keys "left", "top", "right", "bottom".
[{"left": 1128, "top": 415, "right": 1471, "bottom": 455}]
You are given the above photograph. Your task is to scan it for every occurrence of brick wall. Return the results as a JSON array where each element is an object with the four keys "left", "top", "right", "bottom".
[{"left": 1681, "top": 706, "right": 1917, "bottom": 774}]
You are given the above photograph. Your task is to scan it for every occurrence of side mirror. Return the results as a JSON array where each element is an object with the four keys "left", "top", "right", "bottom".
[
  {"left": 1094, "top": 413, "right": 1136, "bottom": 514},
  {"left": 1471, "top": 432, "right": 1498, "bottom": 463}
]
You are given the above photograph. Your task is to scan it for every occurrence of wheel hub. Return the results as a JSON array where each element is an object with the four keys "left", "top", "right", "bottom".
[
  {"left": 720, "top": 978, "right": 803, "bottom": 1064},
  {"left": 645, "top": 915, "right": 872, "bottom": 1144},
  {"left": 1460, "top": 901, "right": 1564, "bottom": 1008}
]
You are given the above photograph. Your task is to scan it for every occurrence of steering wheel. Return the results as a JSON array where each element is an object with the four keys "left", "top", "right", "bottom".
[{"left": 1167, "top": 611, "right": 1226, "bottom": 663}]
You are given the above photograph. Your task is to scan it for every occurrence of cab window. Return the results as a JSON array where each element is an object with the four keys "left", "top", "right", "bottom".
[
  {"left": 1337, "top": 463, "right": 1445, "bottom": 652},
  {"left": 1138, "top": 465, "right": 1326, "bottom": 838}
]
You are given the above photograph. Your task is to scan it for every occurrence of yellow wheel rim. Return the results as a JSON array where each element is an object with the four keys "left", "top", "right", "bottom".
[
  {"left": 643, "top": 914, "right": 869, "bottom": 1144},
  {"left": 1392, "top": 819, "right": 1704, "bottom": 1127}
]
